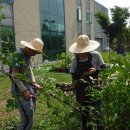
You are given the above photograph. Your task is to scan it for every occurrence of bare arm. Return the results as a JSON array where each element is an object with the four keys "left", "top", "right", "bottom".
[{"left": 29, "top": 65, "right": 41, "bottom": 89}]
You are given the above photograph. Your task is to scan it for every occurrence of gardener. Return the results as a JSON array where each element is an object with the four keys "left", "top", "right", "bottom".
[
  {"left": 9, "top": 38, "right": 44, "bottom": 130},
  {"left": 69, "top": 35, "right": 106, "bottom": 130}
]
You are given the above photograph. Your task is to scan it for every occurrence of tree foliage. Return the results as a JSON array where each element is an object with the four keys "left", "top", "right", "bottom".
[
  {"left": 95, "top": 6, "right": 130, "bottom": 50},
  {"left": 95, "top": 12, "right": 110, "bottom": 36}
]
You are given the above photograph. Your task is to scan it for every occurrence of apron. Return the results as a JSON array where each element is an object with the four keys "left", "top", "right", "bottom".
[{"left": 75, "top": 53, "right": 98, "bottom": 106}]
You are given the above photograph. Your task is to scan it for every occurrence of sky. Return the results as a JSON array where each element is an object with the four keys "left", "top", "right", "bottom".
[{"left": 95, "top": 0, "right": 130, "bottom": 9}]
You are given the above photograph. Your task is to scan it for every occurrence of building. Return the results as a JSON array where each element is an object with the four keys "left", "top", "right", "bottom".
[
  {"left": 0, "top": 0, "right": 108, "bottom": 64},
  {"left": 94, "top": 1, "right": 109, "bottom": 50}
]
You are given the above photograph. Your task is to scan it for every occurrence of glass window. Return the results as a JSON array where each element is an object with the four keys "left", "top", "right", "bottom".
[
  {"left": 0, "top": 1, "right": 15, "bottom": 53},
  {"left": 77, "top": 5, "right": 82, "bottom": 21},
  {"left": 0, "top": 0, "right": 13, "bottom": 3},
  {"left": 86, "top": 9, "right": 92, "bottom": 24},
  {"left": 40, "top": 0, "right": 49, "bottom": 13},
  {"left": 42, "top": 14, "right": 50, "bottom": 35},
  {"left": 42, "top": 36, "right": 50, "bottom": 50},
  {"left": 58, "top": 36, "right": 65, "bottom": 52},
  {"left": 77, "top": 4, "right": 82, "bottom": 35},
  {"left": 0, "top": 26, "right": 15, "bottom": 52},
  {"left": 50, "top": 36, "right": 58, "bottom": 50},
  {"left": 58, "top": 17, "right": 64, "bottom": 36},
  {"left": 40, "top": 0, "right": 65, "bottom": 60},
  {"left": 1, "top": 18, "right": 13, "bottom": 26},
  {"left": 50, "top": 15, "right": 58, "bottom": 36},
  {"left": 86, "top": 0, "right": 90, "bottom": 9},
  {"left": 57, "top": 0, "right": 64, "bottom": 17},
  {"left": 77, "top": 0, "right": 81, "bottom": 5},
  {"left": 0, "top": 3, "right": 14, "bottom": 26},
  {"left": 49, "top": 0, "right": 57, "bottom": 15}
]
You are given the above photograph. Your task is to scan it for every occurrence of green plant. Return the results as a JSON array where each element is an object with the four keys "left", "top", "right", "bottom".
[
  {"left": 56, "top": 52, "right": 71, "bottom": 68},
  {"left": 0, "top": 117, "right": 19, "bottom": 130},
  {"left": 94, "top": 52, "right": 130, "bottom": 130},
  {"left": 32, "top": 66, "right": 81, "bottom": 130}
]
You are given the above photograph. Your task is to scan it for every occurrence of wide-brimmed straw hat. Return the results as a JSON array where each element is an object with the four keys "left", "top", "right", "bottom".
[
  {"left": 69, "top": 35, "right": 100, "bottom": 53},
  {"left": 21, "top": 38, "right": 44, "bottom": 53}
]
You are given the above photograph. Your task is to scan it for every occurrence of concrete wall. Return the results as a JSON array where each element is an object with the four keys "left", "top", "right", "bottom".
[
  {"left": 81, "top": 0, "right": 87, "bottom": 34},
  {"left": 13, "top": 0, "right": 43, "bottom": 64},
  {"left": 64, "top": 0, "right": 77, "bottom": 53},
  {"left": 90, "top": 0, "right": 94, "bottom": 39}
]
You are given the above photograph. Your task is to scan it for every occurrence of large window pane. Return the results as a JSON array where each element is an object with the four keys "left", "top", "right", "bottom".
[
  {"left": 49, "top": 0, "right": 57, "bottom": 15},
  {"left": 77, "top": 5, "right": 82, "bottom": 21},
  {"left": 42, "top": 14, "right": 50, "bottom": 35},
  {"left": 77, "top": 0, "right": 81, "bottom": 5},
  {"left": 1, "top": 18, "right": 13, "bottom": 26},
  {"left": 42, "top": 36, "right": 50, "bottom": 50},
  {"left": 86, "top": 9, "right": 92, "bottom": 24},
  {"left": 58, "top": 17, "right": 64, "bottom": 36},
  {"left": 50, "top": 36, "right": 58, "bottom": 50},
  {"left": 57, "top": 0, "right": 64, "bottom": 17},
  {"left": 40, "top": 0, "right": 65, "bottom": 60},
  {"left": 50, "top": 15, "right": 58, "bottom": 36},
  {"left": 0, "top": 3, "right": 14, "bottom": 26},
  {"left": 58, "top": 36, "right": 65, "bottom": 52},
  {"left": 0, "top": 0, "right": 13, "bottom": 3},
  {"left": 40, "top": 0, "right": 49, "bottom": 13}
]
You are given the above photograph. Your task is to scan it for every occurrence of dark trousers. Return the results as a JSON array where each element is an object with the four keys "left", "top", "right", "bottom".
[{"left": 16, "top": 98, "right": 36, "bottom": 130}]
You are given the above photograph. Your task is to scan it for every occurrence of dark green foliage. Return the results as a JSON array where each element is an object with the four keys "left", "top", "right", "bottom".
[
  {"left": 49, "top": 52, "right": 72, "bottom": 73},
  {"left": 32, "top": 67, "right": 81, "bottom": 130},
  {"left": 95, "top": 12, "right": 110, "bottom": 35},
  {"left": 97, "top": 52, "right": 130, "bottom": 130},
  {"left": 6, "top": 98, "right": 17, "bottom": 112},
  {"left": 95, "top": 6, "right": 130, "bottom": 50}
]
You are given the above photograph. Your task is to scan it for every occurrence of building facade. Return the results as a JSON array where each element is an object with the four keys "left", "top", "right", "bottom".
[
  {"left": 94, "top": 1, "right": 109, "bottom": 50},
  {"left": 0, "top": 0, "right": 108, "bottom": 64}
]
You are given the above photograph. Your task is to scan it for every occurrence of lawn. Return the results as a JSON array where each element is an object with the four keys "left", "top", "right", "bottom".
[{"left": 0, "top": 65, "right": 75, "bottom": 130}]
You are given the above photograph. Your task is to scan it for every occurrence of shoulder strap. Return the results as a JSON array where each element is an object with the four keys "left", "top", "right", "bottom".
[{"left": 87, "top": 52, "right": 92, "bottom": 62}]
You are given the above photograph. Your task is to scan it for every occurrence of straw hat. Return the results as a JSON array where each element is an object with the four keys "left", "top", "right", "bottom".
[
  {"left": 21, "top": 38, "right": 44, "bottom": 53},
  {"left": 69, "top": 35, "right": 100, "bottom": 53}
]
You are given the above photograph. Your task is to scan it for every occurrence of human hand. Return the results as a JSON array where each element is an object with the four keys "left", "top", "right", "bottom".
[
  {"left": 33, "top": 82, "right": 42, "bottom": 90},
  {"left": 23, "top": 89, "right": 34, "bottom": 100},
  {"left": 85, "top": 67, "right": 97, "bottom": 76}
]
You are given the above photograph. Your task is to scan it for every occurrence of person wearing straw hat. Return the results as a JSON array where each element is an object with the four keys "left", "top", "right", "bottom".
[
  {"left": 69, "top": 35, "right": 106, "bottom": 130},
  {"left": 9, "top": 38, "right": 44, "bottom": 130}
]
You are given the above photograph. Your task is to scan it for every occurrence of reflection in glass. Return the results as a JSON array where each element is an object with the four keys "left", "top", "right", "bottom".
[
  {"left": 77, "top": 0, "right": 82, "bottom": 35},
  {"left": 58, "top": 17, "right": 64, "bottom": 36},
  {"left": 57, "top": 0, "right": 64, "bottom": 17},
  {"left": 0, "top": 3, "right": 14, "bottom": 26},
  {"left": 50, "top": 15, "right": 58, "bottom": 35},
  {"left": 40, "top": 0, "right": 65, "bottom": 60},
  {"left": 40, "top": 0, "right": 49, "bottom": 13},
  {"left": 42, "top": 14, "right": 49, "bottom": 35},
  {"left": 49, "top": 0, "right": 57, "bottom": 15}
]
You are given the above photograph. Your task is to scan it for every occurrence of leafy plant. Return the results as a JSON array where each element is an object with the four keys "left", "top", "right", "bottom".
[
  {"left": 0, "top": 117, "right": 19, "bottom": 130},
  {"left": 93, "top": 52, "right": 130, "bottom": 130}
]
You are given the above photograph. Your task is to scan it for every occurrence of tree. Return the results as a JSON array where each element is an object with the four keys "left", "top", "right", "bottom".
[{"left": 95, "top": 6, "right": 130, "bottom": 50}]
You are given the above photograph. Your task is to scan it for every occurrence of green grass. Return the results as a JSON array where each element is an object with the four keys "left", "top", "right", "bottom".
[
  {"left": 0, "top": 66, "right": 72, "bottom": 129},
  {"left": 33, "top": 66, "right": 72, "bottom": 128},
  {"left": 0, "top": 75, "right": 12, "bottom": 100}
]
